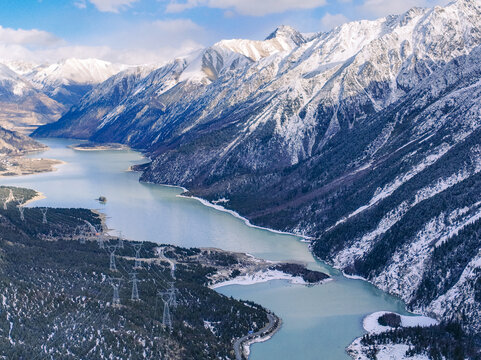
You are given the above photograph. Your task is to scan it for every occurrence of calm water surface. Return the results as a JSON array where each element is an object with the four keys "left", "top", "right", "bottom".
[{"left": 1, "top": 138, "right": 410, "bottom": 359}]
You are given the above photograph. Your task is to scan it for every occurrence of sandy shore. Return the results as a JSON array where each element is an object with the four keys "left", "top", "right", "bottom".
[{"left": 23, "top": 192, "right": 46, "bottom": 206}]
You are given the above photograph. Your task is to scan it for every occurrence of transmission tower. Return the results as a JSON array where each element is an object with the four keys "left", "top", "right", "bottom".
[
  {"left": 108, "top": 245, "right": 117, "bottom": 271},
  {"left": 133, "top": 243, "right": 142, "bottom": 269},
  {"left": 130, "top": 272, "right": 140, "bottom": 301},
  {"left": 98, "top": 234, "right": 105, "bottom": 249},
  {"left": 40, "top": 208, "right": 48, "bottom": 224},
  {"left": 109, "top": 278, "right": 122, "bottom": 307},
  {"left": 16, "top": 196, "right": 25, "bottom": 221},
  {"left": 83, "top": 220, "right": 97, "bottom": 235},
  {"left": 167, "top": 282, "right": 179, "bottom": 308},
  {"left": 2, "top": 189, "right": 14, "bottom": 210},
  {"left": 77, "top": 225, "right": 87, "bottom": 244},
  {"left": 118, "top": 231, "right": 124, "bottom": 249},
  {"left": 158, "top": 290, "right": 172, "bottom": 330}
]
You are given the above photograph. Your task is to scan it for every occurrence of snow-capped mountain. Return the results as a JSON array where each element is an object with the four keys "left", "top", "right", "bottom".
[
  {"left": 0, "top": 58, "right": 127, "bottom": 132},
  {"left": 0, "top": 63, "right": 64, "bottom": 132},
  {"left": 34, "top": 0, "right": 481, "bottom": 336},
  {"left": 26, "top": 58, "right": 127, "bottom": 105}
]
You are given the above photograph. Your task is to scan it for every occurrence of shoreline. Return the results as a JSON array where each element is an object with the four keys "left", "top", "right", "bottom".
[
  {"left": 347, "top": 311, "right": 439, "bottom": 359},
  {"left": 235, "top": 313, "right": 282, "bottom": 360},
  {"left": 178, "top": 193, "right": 314, "bottom": 240},
  {"left": 210, "top": 269, "right": 326, "bottom": 289},
  {"left": 139, "top": 177, "right": 315, "bottom": 240},
  {"left": 7, "top": 141, "right": 436, "bottom": 359},
  {"left": 24, "top": 192, "right": 46, "bottom": 206}
]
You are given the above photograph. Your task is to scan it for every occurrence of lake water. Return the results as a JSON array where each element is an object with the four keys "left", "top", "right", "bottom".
[{"left": 1, "top": 138, "right": 410, "bottom": 359}]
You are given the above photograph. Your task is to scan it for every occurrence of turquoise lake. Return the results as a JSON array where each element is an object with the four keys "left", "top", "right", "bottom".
[{"left": 1, "top": 138, "right": 410, "bottom": 359}]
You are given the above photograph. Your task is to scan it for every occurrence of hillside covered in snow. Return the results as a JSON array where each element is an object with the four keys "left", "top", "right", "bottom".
[
  {"left": 0, "top": 58, "right": 126, "bottom": 132},
  {"left": 34, "top": 0, "right": 481, "bottom": 345}
]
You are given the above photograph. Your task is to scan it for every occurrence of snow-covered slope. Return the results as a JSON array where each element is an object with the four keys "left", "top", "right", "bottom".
[
  {"left": 27, "top": 58, "right": 127, "bottom": 105},
  {"left": 34, "top": 0, "right": 481, "bottom": 337},
  {"left": 0, "top": 58, "right": 128, "bottom": 132},
  {"left": 0, "top": 64, "right": 64, "bottom": 132},
  {"left": 29, "top": 58, "right": 125, "bottom": 86}
]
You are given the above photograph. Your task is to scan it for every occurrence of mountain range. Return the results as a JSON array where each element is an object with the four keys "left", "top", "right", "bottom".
[
  {"left": 28, "top": 0, "right": 481, "bottom": 341},
  {"left": 0, "top": 58, "right": 125, "bottom": 133}
]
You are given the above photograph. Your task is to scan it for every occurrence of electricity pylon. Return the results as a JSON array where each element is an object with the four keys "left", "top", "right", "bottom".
[
  {"left": 158, "top": 290, "right": 172, "bottom": 331},
  {"left": 133, "top": 244, "right": 142, "bottom": 269},
  {"left": 118, "top": 231, "right": 124, "bottom": 249},
  {"left": 75, "top": 225, "right": 86, "bottom": 244},
  {"left": 2, "top": 189, "right": 14, "bottom": 210},
  {"left": 130, "top": 272, "right": 140, "bottom": 301},
  {"left": 16, "top": 196, "right": 25, "bottom": 221},
  {"left": 98, "top": 234, "right": 105, "bottom": 249},
  {"left": 40, "top": 208, "right": 48, "bottom": 224},
  {"left": 167, "top": 282, "right": 179, "bottom": 308},
  {"left": 109, "top": 278, "right": 122, "bottom": 307},
  {"left": 108, "top": 245, "right": 117, "bottom": 271}
]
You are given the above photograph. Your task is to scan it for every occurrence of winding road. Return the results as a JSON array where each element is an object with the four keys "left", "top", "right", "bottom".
[{"left": 234, "top": 313, "right": 278, "bottom": 360}]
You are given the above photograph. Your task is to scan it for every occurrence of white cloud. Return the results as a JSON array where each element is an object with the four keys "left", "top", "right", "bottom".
[
  {"left": 320, "top": 13, "right": 348, "bottom": 30},
  {"left": 0, "top": 19, "right": 205, "bottom": 65},
  {"left": 100, "top": 18, "right": 206, "bottom": 63},
  {"left": 166, "top": 0, "right": 328, "bottom": 16},
  {"left": 357, "top": 0, "right": 449, "bottom": 18},
  {"left": 0, "top": 26, "right": 61, "bottom": 47},
  {"left": 88, "top": 0, "right": 139, "bottom": 13}
]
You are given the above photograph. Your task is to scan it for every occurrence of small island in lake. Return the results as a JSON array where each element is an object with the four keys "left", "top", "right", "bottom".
[
  {"left": 70, "top": 142, "right": 130, "bottom": 151},
  {"left": 97, "top": 196, "right": 107, "bottom": 203}
]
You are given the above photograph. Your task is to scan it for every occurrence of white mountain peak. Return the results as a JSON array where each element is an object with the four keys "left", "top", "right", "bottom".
[{"left": 29, "top": 58, "right": 127, "bottom": 87}]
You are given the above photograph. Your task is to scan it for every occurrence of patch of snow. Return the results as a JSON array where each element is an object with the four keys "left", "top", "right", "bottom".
[
  {"left": 210, "top": 269, "right": 307, "bottom": 289},
  {"left": 363, "top": 311, "right": 438, "bottom": 335}
]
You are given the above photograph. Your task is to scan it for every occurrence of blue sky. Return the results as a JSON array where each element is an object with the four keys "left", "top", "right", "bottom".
[{"left": 0, "top": 0, "right": 448, "bottom": 64}]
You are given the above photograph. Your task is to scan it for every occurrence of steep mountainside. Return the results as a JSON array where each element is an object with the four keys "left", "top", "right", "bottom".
[
  {"left": 0, "top": 58, "right": 125, "bottom": 133},
  {"left": 0, "top": 126, "right": 46, "bottom": 155},
  {"left": 0, "top": 64, "right": 64, "bottom": 132},
  {"left": 34, "top": 0, "right": 481, "bottom": 337}
]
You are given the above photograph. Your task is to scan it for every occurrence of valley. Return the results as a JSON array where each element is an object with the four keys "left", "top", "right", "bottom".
[
  {"left": 0, "top": 0, "right": 480, "bottom": 358},
  {"left": 31, "top": 1, "right": 481, "bottom": 353},
  {"left": 0, "top": 138, "right": 422, "bottom": 359}
]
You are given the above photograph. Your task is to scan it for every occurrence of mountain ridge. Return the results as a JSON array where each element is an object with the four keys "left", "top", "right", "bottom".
[{"left": 33, "top": 0, "right": 481, "bottom": 340}]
